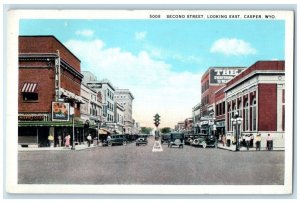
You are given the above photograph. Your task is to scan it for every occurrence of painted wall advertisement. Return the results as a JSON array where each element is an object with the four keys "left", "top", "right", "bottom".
[
  {"left": 210, "top": 68, "right": 244, "bottom": 84},
  {"left": 52, "top": 102, "right": 70, "bottom": 121}
]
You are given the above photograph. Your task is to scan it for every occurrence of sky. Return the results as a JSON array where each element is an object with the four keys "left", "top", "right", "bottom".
[{"left": 20, "top": 19, "right": 285, "bottom": 128}]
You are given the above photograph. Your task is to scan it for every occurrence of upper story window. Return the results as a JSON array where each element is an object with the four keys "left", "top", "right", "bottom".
[
  {"left": 23, "top": 93, "right": 38, "bottom": 101},
  {"left": 21, "top": 82, "right": 38, "bottom": 102}
]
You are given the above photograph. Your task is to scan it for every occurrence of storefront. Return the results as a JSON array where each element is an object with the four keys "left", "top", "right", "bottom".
[{"left": 18, "top": 119, "right": 85, "bottom": 147}]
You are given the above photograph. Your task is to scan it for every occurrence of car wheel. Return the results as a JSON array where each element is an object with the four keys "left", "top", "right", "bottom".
[{"left": 202, "top": 141, "right": 207, "bottom": 148}]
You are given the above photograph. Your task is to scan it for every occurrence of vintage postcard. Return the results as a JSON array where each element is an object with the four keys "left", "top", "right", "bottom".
[{"left": 5, "top": 9, "right": 294, "bottom": 195}]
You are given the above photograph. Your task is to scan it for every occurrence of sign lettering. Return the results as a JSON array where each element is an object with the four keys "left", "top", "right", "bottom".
[{"left": 210, "top": 68, "right": 244, "bottom": 84}]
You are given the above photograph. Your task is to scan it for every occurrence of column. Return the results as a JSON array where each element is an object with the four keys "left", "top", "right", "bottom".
[{"left": 277, "top": 84, "right": 283, "bottom": 131}]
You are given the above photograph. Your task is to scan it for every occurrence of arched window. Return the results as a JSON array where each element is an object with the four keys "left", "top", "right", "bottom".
[{"left": 251, "top": 99, "right": 257, "bottom": 131}]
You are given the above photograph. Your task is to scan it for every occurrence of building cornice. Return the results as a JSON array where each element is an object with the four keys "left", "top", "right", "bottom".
[
  {"left": 19, "top": 53, "right": 84, "bottom": 79},
  {"left": 224, "top": 70, "right": 285, "bottom": 92}
]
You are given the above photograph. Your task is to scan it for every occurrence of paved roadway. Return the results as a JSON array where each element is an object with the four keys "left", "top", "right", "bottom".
[{"left": 18, "top": 136, "right": 284, "bottom": 185}]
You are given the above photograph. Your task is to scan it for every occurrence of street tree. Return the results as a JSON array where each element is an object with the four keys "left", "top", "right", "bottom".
[
  {"left": 160, "top": 127, "right": 171, "bottom": 134},
  {"left": 140, "top": 127, "right": 153, "bottom": 134}
]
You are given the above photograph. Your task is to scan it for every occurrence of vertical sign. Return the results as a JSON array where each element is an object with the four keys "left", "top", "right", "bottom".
[{"left": 55, "top": 50, "right": 61, "bottom": 101}]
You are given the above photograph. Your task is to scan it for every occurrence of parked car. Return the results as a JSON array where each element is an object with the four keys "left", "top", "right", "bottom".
[
  {"left": 136, "top": 134, "right": 148, "bottom": 146},
  {"left": 168, "top": 132, "right": 184, "bottom": 148},
  {"left": 105, "top": 134, "right": 127, "bottom": 146},
  {"left": 161, "top": 133, "right": 170, "bottom": 144},
  {"left": 191, "top": 133, "right": 216, "bottom": 148},
  {"left": 184, "top": 134, "right": 199, "bottom": 145}
]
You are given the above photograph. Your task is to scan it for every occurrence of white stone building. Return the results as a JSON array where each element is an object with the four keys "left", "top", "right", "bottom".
[
  {"left": 114, "top": 102, "right": 125, "bottom": 134},
  {"left": 114, "top": 89, "right": 134, "bottom": 134},
  {"left": 80, "top": 83, "right": 102, "bottom": 138}
]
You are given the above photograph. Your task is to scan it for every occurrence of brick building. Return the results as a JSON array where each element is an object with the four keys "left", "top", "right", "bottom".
[
  {"left": 18, "top": 36, "right": 84, "bottom": 147},
  {"left": 200, "top": 67, "right": 245, "bottom": 134},
  {"left": 214, "top": 86, "right": 226, "bottom": 139},
  {"left": 224, "top": 61, "right": 285, "bottom": 149}
]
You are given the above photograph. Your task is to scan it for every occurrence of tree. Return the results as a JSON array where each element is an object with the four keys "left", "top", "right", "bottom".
[
  {"left": 160, "top": 127, "right": 171, "bottom": 134},
  {"left": 140, "top": 127, "right": 153, "bottom": 134}
]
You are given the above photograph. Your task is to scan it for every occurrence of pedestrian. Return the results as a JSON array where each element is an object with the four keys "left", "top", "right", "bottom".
[
  {"left": 93, "top": 136, "right": 98, "bottom": 146},
  {"left": 222, "top": 134, "right": 226, "bottom": 146},
  {"left": 255, "top": 134, "right": 261, "bottom": 151},
  {"left": 242, "top": 134, "right": 246, "bottom": 147},
  {"left": 58, "top": 135, "right": 62, "bottom": 147},
  {"left": 266, "top": 134, "right": 273, "bottom": 151},
  {"left": 87, "top": 134, "right": 92, "bottom": 147},
  {"left": 48, "top": 134, "right": 54, "bottom": 147},
  {"left": 64, "top": 134, "right": 71, "bottom": 148},
  {"left": 107, "top": 134, "right": 111, "bottom": 142},
  {"left": 245, "top": 134, "right": 251, "bottom": 151}
]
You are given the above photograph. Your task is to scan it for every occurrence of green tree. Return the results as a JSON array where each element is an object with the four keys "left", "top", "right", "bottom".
[
  {"left": 140, "top": 127, "right": 153, "bottom": 134},
  {"left": 160, "top": 127, "right": 171, "bottom": 134}
]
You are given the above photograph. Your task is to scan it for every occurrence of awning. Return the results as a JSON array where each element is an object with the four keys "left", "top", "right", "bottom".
[
  {"left": 99, "top": 128, "right": 111, "bottom": 135},
  {"left": 18, "top": 120, "right": 84, "bottom": 127},
  {"left": 21, "top": 83, "right": 37, "bottom": 93},
  {"left": 60, "top": 88, "right": 85, "bottom": 104}
]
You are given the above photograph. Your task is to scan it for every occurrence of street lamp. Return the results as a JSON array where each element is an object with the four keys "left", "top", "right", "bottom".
[{"left": 231, "top": 111, "right": 242, "bottom": 151}]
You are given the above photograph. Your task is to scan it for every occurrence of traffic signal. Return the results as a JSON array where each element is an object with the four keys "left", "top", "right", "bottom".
[{"left": 153, "top": 113, "right": 160, "bottom": 127}]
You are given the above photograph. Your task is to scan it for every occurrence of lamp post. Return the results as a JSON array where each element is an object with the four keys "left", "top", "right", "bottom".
[{"left": 231, "top": 111, "right": 242, "bottom": 151}]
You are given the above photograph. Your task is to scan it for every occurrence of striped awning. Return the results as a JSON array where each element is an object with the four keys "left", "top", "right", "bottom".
[{"left": 21, "top": 83, "right": 37, "bottom": 93}]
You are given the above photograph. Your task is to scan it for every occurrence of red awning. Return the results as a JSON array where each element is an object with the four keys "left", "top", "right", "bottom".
[{"left": 21, "top": 83, "right": 37, "bottom": 93}]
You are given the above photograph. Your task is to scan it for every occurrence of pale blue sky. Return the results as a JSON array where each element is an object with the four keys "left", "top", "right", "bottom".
[
  {"left": 20, "top": 19, "right": 285, "bottom": 127},
  {"left": 20, "top": 19, "right": 284, "bottom": 71}
]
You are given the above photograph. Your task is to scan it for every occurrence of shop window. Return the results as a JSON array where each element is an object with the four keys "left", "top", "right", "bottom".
[{"left": 23, "top": 93, "right": 38, "bottom": 101}]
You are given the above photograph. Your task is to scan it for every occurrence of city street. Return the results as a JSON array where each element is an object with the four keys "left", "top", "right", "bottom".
[{"left": 18, "top": 136, "right": 284, "bottom": 185}]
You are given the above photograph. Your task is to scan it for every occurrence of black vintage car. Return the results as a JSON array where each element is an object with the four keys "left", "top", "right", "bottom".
[
  {"left": 103, "top": 134, "right": 127, "bottom": 146},
  {"left": 191, "top": 133, "right": 217, "bottom": 148},
  {"left": 136, "top": 134, "right": 148, "bottom": 146},
  {"left": 168, "top": 132, "right": 184, "bottom": 148},
  {"left": 184, "top": 134, "right": 200, "bottom": 145},
  {"left": 161, "top": 133, "right": 170, "bottom": 144}
]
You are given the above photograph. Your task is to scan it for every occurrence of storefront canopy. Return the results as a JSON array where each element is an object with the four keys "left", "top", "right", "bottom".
[
  {"left": 19, "top": 120, "right": 84, "bottom": 127},
  {"left": 99, "top": 128, "right": 111, "bottom": 135}
]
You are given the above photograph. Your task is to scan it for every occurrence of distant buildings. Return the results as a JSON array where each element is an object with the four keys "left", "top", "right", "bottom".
[
  {"left": 114, "top": 89, "right": 135, "bottom": 134},
  {"left": 192, "top": 102, "right": 201, "bottom": 133},
  {"left": 201, "top": 66, "right": 245, "bottom": 135}
]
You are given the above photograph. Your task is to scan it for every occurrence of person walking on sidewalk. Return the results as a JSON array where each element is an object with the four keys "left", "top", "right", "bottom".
[
  {"left": 222, "top": 134, "right": 225, "bottom": 146},
  {"left": 266, "top": 134, "right": 273, "bottom": 151},
  {"left": 255, "top": 134, "right": 262, "bottom": 151},
  {"left": 245, "top": 134, "right": 251, "bottom": 151},
  {"left": 64, "top": 134, "right": 71, "bottom": 149},
  {"left": 58, "top": 135, "right": 62, "bottom": 147},
  {"left": 87, "top": 134, "right": 92, "bottom": 147}
]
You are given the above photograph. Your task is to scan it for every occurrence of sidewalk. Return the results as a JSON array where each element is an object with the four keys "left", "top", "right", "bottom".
[
  {"left": 18, "top": 143, "right": 100, "bottom": 151},
  {"left": 217, "top": 142, "right": 284, "bottom": 152}
]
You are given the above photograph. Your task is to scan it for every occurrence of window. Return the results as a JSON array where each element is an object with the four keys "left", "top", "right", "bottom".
[
  {"left": 245, "top": 101, "right": 249, "bottom": 131},
  {"left": 228, "top": 105, "right": 232, "bottom": 131},
  {"left": 252, "top": 99, "right": 257, "bottom": 131},
  {"left": 23, "top": 93, "right": 38, "bottom": 101}
]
